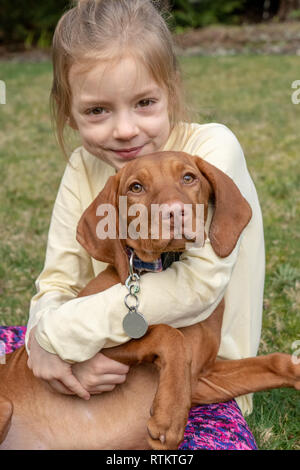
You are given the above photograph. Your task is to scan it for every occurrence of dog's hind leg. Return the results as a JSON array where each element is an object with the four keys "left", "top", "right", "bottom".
[{"left": 191, "top": 353, "right": 300, "bottom": 405}]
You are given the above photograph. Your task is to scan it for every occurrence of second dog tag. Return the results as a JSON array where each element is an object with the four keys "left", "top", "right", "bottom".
[{"left": 123, "top": 310, "right": 148, "bottom": 339}]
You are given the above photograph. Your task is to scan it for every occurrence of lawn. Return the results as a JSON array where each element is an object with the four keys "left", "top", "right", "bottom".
[{"left": 0, "top": 55, "right": 299, "bottom": 449}]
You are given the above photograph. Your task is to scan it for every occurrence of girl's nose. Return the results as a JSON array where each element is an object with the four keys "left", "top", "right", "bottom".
[{"left": 112, "top": 112, "right": 139, "bottom": 141}]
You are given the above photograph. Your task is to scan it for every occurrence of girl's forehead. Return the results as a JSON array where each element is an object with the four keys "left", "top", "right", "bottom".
[{"left": 69, "top": 55, "right": 162, "bottom": 94}]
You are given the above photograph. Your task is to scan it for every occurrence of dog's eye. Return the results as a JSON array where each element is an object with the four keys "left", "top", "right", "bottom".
[
  {"left": 182, "top": 173, "right": 195, "bottom": 184},
  {"left": 129, "top": 182, "right": 143, "bottom": 193}
]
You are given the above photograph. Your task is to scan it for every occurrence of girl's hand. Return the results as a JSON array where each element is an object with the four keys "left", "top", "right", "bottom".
[
  {"left": 27, "top": 327, "right": 90, "bottom": 400},
  {"left": 71, "top": 353, "right": 130, "bottom": 394}
]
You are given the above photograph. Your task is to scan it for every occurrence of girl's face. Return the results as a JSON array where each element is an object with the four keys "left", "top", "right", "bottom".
[{"left": 69, "top": 56, "right": 171, "bottom": 170}]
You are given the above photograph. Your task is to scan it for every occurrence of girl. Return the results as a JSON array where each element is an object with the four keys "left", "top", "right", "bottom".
[{"left": 26, "top": 0, "right": 264, "bottom": 450}]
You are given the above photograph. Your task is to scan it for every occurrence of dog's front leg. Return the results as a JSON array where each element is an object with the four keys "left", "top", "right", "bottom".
[{"left": 103, "top": 324, "right": 192, "bottom": 450}]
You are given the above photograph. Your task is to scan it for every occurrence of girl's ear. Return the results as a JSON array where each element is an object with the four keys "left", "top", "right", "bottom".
[
  {"left": 67, "top": 114, "right": 78, "bottom": 130},
  {"left": 193, "top": 156, "right": 252, "bottom": 258},
  {"left": 76, "top": 173, "right": 130, "bottom": 284}
]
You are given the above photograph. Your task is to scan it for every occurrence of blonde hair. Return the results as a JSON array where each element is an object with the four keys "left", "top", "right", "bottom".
[{"left": 50, "top": 0, "right": 190, "bottom": 158}]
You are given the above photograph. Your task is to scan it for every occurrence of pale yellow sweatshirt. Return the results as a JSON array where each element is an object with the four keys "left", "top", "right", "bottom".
[{"left": 25, "top": 122, "right": 265, "bottom": 415}]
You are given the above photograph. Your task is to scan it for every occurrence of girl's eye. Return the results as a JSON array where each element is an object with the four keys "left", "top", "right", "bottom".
[
  {"left": 87, "top": 107, "right": 106, "bottom": 115},
  {"left": 138, "top": 99, "right": 155, "bottom": 108},
  {"left": 129, "top": 182, "right": 144, "bottom": 193},
  {"left": 182, "top": 173, "right": 196, "bottom": 184}
]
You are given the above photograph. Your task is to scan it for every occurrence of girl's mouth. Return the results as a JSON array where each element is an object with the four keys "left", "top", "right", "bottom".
[{"left": 112, "top": 145, "right": 145, "bottom": 159}]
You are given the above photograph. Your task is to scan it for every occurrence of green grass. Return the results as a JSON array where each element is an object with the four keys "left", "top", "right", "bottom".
[{"left": 0, "top": 56, "right": 299, "bottom": 449}]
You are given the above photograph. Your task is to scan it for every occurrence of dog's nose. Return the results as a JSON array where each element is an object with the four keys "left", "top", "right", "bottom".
[{"left": 160, "top": 200, "right": 185, "bottom": 220}]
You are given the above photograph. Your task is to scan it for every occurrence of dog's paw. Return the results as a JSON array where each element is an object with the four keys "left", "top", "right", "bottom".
[{"left": 146, "top": 404, "right": 189, "bottom": 450}]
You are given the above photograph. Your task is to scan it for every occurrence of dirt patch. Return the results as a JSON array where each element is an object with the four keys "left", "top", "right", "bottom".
[
  {"left": 174, "top": 21, "right": 300, "bottom": 56},
  {"left": 1, "top": 21, "right": 300, "bottom": 61},
  {"left": 0, "top": 45, "right": 51, "bottom": 62}
]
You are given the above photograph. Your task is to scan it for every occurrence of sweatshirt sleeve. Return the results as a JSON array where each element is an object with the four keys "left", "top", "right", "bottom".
[
  {"left": 25, "top": 151, "right": 96, "bottom": 354},
  {"left": 30, "top": 126, "right": 258, "bottom": 363}
]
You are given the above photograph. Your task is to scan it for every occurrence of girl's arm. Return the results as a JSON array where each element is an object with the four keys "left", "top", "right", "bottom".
[{"left": 27, "top": 125, "right": 264, "bottom": 364}]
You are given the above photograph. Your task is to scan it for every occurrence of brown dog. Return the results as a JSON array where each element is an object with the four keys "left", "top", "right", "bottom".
[{"left": 0, "top": 152, "right": 299, "bottom": 450}]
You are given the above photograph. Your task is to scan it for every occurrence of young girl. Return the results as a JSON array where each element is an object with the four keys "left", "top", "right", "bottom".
[{"left": 25, "top": 0, "right": 264, "bottom": 450}]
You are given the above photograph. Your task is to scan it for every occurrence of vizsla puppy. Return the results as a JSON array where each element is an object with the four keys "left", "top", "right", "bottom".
[{"left": 0, "top": 152, "right": 299, "bottom": 450}]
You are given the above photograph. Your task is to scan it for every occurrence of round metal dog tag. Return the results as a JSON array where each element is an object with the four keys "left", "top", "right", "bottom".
[{"left": 123, "top": 310, "right": 148, "bottom": 339}]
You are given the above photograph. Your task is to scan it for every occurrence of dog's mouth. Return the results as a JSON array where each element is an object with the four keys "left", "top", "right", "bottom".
[{"left": 126, "top": 232, "right": 198, "bottom": 263}]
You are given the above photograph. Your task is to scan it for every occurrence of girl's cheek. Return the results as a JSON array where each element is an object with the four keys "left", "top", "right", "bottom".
[
  {"left": 77, "top": 127, "right": 99, "bottom": 149},
  {"left": 80, "top": 126, "right": 104, "bottom": 143},
  {"left": 147, "top": 116, "right": 170, "bottom": 137}
]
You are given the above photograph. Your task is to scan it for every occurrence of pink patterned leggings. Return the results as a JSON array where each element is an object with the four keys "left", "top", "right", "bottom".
[{"left": 0, "top": 326, "right": 257, "bottom": 450}]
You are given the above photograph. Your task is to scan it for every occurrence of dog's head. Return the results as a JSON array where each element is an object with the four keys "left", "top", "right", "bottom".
[{"left": 77, "top": 151, "right": 252, "bottom": 283}]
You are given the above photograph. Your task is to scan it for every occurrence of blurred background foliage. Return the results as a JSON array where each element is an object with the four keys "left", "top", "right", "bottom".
[{"left": 0, "top": 0, "right": 300, "bottom": 47}]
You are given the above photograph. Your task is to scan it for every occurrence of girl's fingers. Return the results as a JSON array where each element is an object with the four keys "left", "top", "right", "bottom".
[
  {"left": 89, "top": 385, "right": 116, "bottom": 394},
  {"left": 98, "top": 353, "right": 130, "bottom": 374},
  {"left": 60, "top": 374, "right": 91, "bottom": 400},
  {"left": 87, "top": 374, "right": 127, "bottom": 394},
  {"left": 47, "top": 379, "right": 75, "bottom": 395},
  {"left": 48, "top": 374, "right": 127, "bottom": 396},
  {"left": 48, "top": 379, "right": 117, "bottom": 395},
  {"left": 97, "top": 373, "right": 127, "bottom": 385}
]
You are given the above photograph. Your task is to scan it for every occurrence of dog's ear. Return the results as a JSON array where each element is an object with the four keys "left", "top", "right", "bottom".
[
  {"left": 76, "top": 174, "right": 130, "bottom": 284},
  {"left": 194, "top": 157, "right": 252, "bottom": 257}
]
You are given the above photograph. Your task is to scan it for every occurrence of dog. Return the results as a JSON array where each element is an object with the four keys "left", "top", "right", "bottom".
[{"left": 0, "top": 151, "right": 299, "bottom": 450}]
